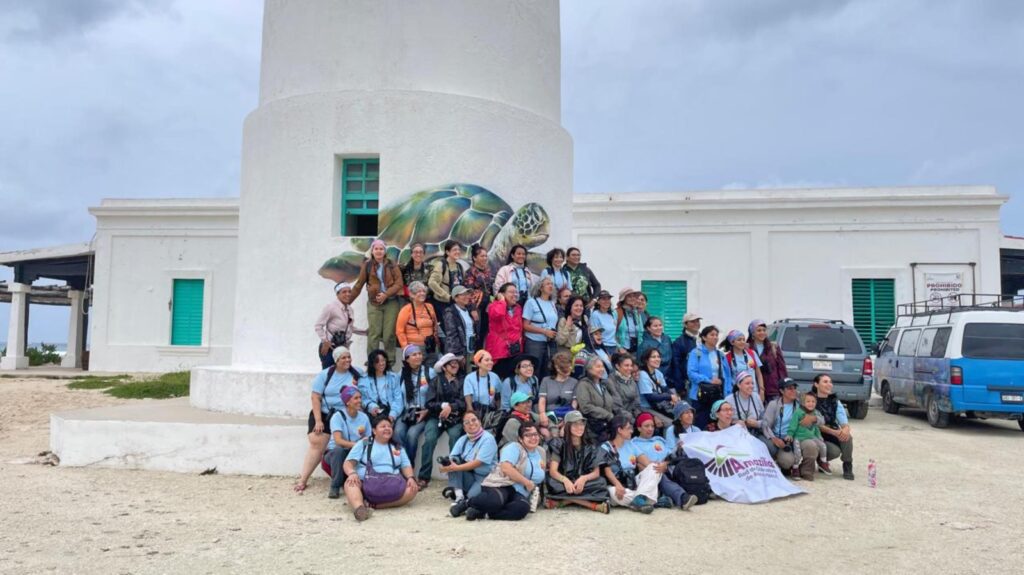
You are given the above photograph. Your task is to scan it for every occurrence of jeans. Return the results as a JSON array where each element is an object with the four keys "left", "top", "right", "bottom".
[
  {"left": 524, "top": 338, "right": 555, "bottom": 375},
  {"left": 325, "top": 447, "right": 350, "bottom": 490},
  {"left": 447, "top": 468, "right": 488, "bottom": 499},
  {"left": 658, "top": 474, "right": 689, "bottom": 506},
  {"left": 367, "top": 299, "right": 400, "bottom": 363},
  {"left": 468, "top": 485, "right": 530, "bottom": 521},
  {"left": 418, "top": 420, "right": 465, "bottom": 481},
  {"left": 318, "top": 344, "right": 333, "bottom": 370},
  {"left": 395, "top": 417, "right": 427, "bottom": 467}
]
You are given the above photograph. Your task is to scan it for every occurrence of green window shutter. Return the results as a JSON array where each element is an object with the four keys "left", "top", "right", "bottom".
[
  {"left": 851, "top": 278, "right": 895, "bottom": 347},
  {"left": 341, "top": 158, "right": 380, "bottom": 236},
  {"left": 171, "top": 279, "right": 205, "bottom": 346},
  {"left": 640, "top": 280, "right": 688, "bottom": 337}
]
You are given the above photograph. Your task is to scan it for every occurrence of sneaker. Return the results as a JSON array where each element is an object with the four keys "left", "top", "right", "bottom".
[
  {"left": 790, "top": 466, "right": 800, "bottom": 478},
  {"left": 328, "top": 486, "right": 340, "bottom": 499},
  {"left": 465, "top": 507, "right": 484, "bottom": 521},
  {"left": 441, "top": 487, "right": 456, "bottom": 501},
  {"left": 529, "top": 488, "right": 540, "bottom": 513},
  {"left": 680, "top": 494, "right": 698, "bottom": 511},
  {"left": 353, "top": 505, "right": 372, "bottom": 522},
  {"left": 843, "top": 462, "right": 855, "bottom": 481},
  {"left": 594, "top": 502, "right": 610, "bottom": 514},
  {"left": 449, "top": 499, "right": 469, "bottom": 518},
  {"left": 818, "top": 460, "right": 832, "bottom": 475},
  {"left": 654, "top": 495, "right": 673, "bottom": 509},
  {"left": 628, "top": 495, "right": 654, "bottom": 514}
]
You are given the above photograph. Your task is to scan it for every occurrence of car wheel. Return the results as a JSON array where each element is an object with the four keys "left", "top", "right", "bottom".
[
  {"left": 848, "top": 400, "right": 869, "bottom": 420},
  {"left": 926, "top": 391, "right": 951, "bottom": 429},
  {"left": 881, "top": 384, "right": 899, "bottom": 415}
]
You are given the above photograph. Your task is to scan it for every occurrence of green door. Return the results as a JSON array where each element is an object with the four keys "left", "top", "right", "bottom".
[
  {"left": 851, "top": 278, "right": 896, "bottom": 349},
  {"left": 171, "top": 279, "right": 204, "bottom": 346},
  {"left": 640, "top": 280, "right": 688, "bottom": 337}
]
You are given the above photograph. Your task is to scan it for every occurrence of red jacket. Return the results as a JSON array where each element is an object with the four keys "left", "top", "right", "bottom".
[{"left": 485, "top": 299, "right": 523, "bottom": 361}]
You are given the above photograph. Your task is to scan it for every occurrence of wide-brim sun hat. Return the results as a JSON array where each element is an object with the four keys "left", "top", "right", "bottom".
[{"left": 433, "top": 353, "right": 462, "bottom": 372}]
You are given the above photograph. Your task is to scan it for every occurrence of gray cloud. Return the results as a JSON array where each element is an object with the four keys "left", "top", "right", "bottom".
[{"left": 0, "top": 0, "right": 173, "bottom": 42}]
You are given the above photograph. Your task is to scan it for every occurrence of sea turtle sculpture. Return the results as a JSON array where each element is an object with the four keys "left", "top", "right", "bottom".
[{"left": 319, "top": 184, "right": 551, "bottom": 283}]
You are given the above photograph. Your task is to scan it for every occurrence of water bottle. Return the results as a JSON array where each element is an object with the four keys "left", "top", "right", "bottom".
[{"left": 867, "top": 459, "right": 877, "bottom": 488}]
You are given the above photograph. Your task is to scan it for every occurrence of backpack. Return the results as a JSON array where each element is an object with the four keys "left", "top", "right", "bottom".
[{"left": 670, "top": 454, "right": 712, "bottom": 505}]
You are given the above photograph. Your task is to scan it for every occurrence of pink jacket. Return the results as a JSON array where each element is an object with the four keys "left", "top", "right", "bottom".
[{"left": 485, "top": 299, "right": 523, "bottom": 361}]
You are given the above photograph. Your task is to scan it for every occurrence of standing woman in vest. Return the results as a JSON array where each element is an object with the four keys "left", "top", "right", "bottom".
[
  {"left": 493, "top": 244, "right": 536, "bottom": 306},
  {"left": 522, "top": 276, "right": 559, "bottom": 375},
  {"left": 463, "top": 243, "right": 494, "bottom": 351},
  {"left": 314, "top": 282, "right": 357, "bottom": 369},
  {"left": 615, "top": 288, "right": 644, "bottom": 354},
  {"left": 637, "top": 316, "right": 674, "bottom": 385},
  {"left": 349, "top": 239, "right": 404, "bottom": 363},
  {"left": 686, "top": 326, "right": 734, "bottom": 430},
  {"left": 427, "top": 240, "right": 465, "bottom": 327},
  {"left": 540, "top": 248, "right": 571, "bottom": 293},
  {"left": 485, "top": 283, "right": 524, "bottom": 380},
  {"left": 589, "top": 290, "right": 618, "bottom": 357},
  {"left": 721, "top": 329, "right": 765, "bottom": 402},
  {"left": 749, "top": 319, "right": 788, "bottom": 403},
  {"left": 400, "top": 243, "right": 429, "bottom": 303}
]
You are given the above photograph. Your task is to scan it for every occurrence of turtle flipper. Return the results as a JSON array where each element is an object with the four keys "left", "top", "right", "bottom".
[{"left": 318, "top": 252, "right": 366, "bottom": 283}]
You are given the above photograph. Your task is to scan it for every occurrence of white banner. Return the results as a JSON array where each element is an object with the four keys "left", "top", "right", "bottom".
[
  {"left": 681, "top": 426, "right": 805, "bottom": 504},
  {"left": 924, "top": 272, "right": 964, "bottom": 303}
]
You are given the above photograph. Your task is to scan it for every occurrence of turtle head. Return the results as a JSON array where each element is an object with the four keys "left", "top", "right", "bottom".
[{"left": 508, "top": 202, "right": 550, "bottom": 249}]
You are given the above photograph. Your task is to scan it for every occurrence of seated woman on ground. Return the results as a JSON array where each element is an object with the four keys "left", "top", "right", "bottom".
[
  {"left": 501, "top": 391, "right": 545, "bottom": 447},
  {"left": 544, "top": 411, "right": 610, "bottom": 513},
  {"left": 360, "top": 349, "right": 403, "bottom": 423},
  {"left": 295, "top": 346, "right": 361, "bottom": 493},
  {"left": 633, "top": 412, "right": 698, "bottom": 510},
  {"left": 464, "top": 421, "right": 546, "bottom": 521},
  {"left": 637, "top": 347, "right": 678, "bottom": 430},
  {"left": 499, "top": 355, "right": 540, "bottom": 412},
  {"left": 342, "top": 416, "right": 418, "bottom": 521},
  {"left": 326, "top": 386, "right": 372, "bottom": 499},
  {"left": 442, "top": 411, "right": 498, "bottom": 518},
  {"left": 601, "top": 416, "right": 659, "bottom": 514},
  {"left": 537, "top": 351, "right": 578, "bottom": 437},
  {"left": 706, "top": 400, "right": 745, "bottom": 432},
  {"left": 724, "top": 371, "right": 768, "bottom": 446}
]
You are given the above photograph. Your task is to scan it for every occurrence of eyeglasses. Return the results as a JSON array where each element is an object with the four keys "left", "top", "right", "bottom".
[{"left": 522, "top": 433, "right": 541, "bottom": 439}]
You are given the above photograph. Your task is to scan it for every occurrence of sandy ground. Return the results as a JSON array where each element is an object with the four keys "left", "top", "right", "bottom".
[{"left": 1, "top": 376, "right": 1022, "bottom": 575}]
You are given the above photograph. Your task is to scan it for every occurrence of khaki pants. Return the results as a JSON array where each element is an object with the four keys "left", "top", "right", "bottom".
[
  {"left": 608, "top": 466, "right": 661, "bottom": 507},
  {"left": 367, "top": 299, "right": 400, "bottom": 363},
  {"left": 775, "top": 439, "right": 821, "bottom": 471}
]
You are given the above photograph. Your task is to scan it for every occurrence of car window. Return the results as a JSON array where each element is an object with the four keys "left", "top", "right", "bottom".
[
  {"left": 916, "top": 329, "right": 937, "bottom": 358},
  {"left": 962, "top": 323, "right": 1024, "bottom": 360},
  {"left": 897, "top": 329, "right": 920, "bottom": 356},
  {"left": 779, "top": 326, "right": 864, "bottom": 354},
  {"left": 930, "top": 327, "right": 951, "bottom": 358},
  {"left": 878, "top": 329, "right": 899, "bottom": 354}
]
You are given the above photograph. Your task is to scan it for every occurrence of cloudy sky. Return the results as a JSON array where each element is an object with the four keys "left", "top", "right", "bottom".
[{"left": 2, "top": 0, "right": 1023, "bottom": 343}]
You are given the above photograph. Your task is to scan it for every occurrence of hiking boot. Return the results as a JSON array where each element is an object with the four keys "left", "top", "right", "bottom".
[
  {"left": 801, "top": 470, "right": 815, "bottom": 481},
  {"left": 843, "top": 462, "right": 855, "bottom": 481},
  {"left": 593, "top": 502, "right": 610, "bottom": 514},
  {"left": 465, "top": 507, "right": 484, "bottom": 521},
  {"left": 449, "top": 499, "right": 469, "bottom": 518},
  {"left": 680, "top": 494, "right": 698, "bottom": 511},
  {"left": 790, "top": 466, "right": 801, "bottom": 480},
  {"left": 654, "top": 495, "right": 673, "bottom": 509},
  {"left": 328, "top": 486, "right": 340, "bottom": 499},
  {"left": 353, "top": 505, "right": 372, "bottom": 522},
  {"left": 818, "top": 460, "right": 833, "bottom": 475},
  {"left": 628, "top": 495, "right": 654, "bottom": 514}
]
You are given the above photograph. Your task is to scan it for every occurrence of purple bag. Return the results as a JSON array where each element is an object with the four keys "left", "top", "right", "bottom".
[{"left": 361, "top": 439, "right": 407, "bottom": 505}]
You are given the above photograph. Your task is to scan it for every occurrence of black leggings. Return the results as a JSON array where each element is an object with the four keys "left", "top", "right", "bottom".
[{"left": 468, "top": 485, "right": 530, "bottom": 521}]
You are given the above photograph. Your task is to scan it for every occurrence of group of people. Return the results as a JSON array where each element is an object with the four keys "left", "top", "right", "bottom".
[{"left": 304, "top": 242, "right": 857, "bottom": 521}]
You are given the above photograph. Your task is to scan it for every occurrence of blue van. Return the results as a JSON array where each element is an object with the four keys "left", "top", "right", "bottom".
[{"left": 874, "top": 300, "right": 1024, "bottom": 429}]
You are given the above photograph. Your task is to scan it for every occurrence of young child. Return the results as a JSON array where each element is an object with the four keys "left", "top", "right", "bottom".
[{"left": 785, "top": 392, "right": 831, "bottom": 480}]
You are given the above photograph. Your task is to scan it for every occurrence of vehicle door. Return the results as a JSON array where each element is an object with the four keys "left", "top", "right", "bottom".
[
  {"left": 958, "top": 322, "right": 1024, "bottom": 409},
  {"left": 875, "top": 328, "right": 900, "bottom": 391},
  {"left": 893, "top": 328, "right": 920, "bottom": 404},
  {"left": 911, "top": 327, "right": 951, "bottom": 408}
]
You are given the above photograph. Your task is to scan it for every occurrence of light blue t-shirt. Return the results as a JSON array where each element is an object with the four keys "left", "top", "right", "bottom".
[
  {"left": 600, "top": 440, "right": 641, "bottom": 474},
  {"left": 631, "top": 436, "right": 671, "bottom": 463},
  {"left": 311, "top": 367, "right": 359, "bottom": 413},
  {"left": 327, "top": 410, "right": 372, "bottom": 451},
  {"left": 345, "top": 439, "right": 412, "bottom": 480},
  {"left": 637, "top": 369, "right": 670, "bottom": 409},
  {"left": 500, "top": 376, "right": 537, "bottom": 411},
  {"left": 588, "top": 309, "right": 616, "bottom": 345},
  {"left": 540, "top": 267, "right": 570, "bottom": 291},
  {"left": 404, "top": 365, "right": 435, "bottom": 410},
  {"left": 450, "top": 432, "right": 498, "bottom": 477},
  {"left": 463, "top": 371, "right": 499, "bottom": 408},
  {"left": 522, "top": 297, "right": 558, "bottom": 343},
  {"left": 359, "top": 371, "right": 404, "bottom": 419},
  {"left": 772, "top": 401, "right": 798, "bottom": 438},
  {"left": 500, "top": 442, "right": 546, "bottom": 497}
]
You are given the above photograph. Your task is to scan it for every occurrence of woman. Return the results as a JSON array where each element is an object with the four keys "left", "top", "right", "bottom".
[
  {"left": 615, "top": 288, "right": 645, "bottom": 353},
  {"left": 540, "top": 247, "right": 571, "bottom": 292},
  {"left": 763, "top": 379, "right": 820, "bottom": 479},
  {"left": 499, "top": 355, "right": 539, "bottom": 412},
  {"left": 463, "top": 349, "right": 500, "bottom": 415},
  {"left": 749, "top": 319, "right": 788, "bottom": 403},
  {"left": 418, "top": 353, "right": 468, "bottom": 487},
  {"left": 501, "top": 391, "right": 543, "bottom": 447},
  {"left": 724, "top": 371, "right": 767, "bottom": 447},
  {"left": 544, "top": 411, "right": 609, "bottom": 513},
  {"left": 493, "top": 244, "right": 536, "bottom": 305},
  {"left": 427, "top": 239, "right": 465, "bottom": 323},
  {"left": 667, "top": 401, "right": 699, "bottom": 444},
  {"left": 314, "top": 282, "right": 356, "bottom": 369},
  {"left": 721, "top": 329, "right": 765, "bottom": 401},
  {"left": 394, "top": 345, "right": 434, "bottom": 468},
  {"left": 556, "top": 296, "right": 590, "bottom": 357},
  {"left": 359, "top": 349, "right": 403, "bottom": 422},
  {"left": 485, "top": 283, "right": 524, "bottom": 380},
  {"left": 811, "top": 374, "right": 856, "bottom": 480},
  {"left": 295, "top": 346, "right": 361, "bottom": 493},
  {"left": 555, "top": 286, "right": 573, "bottom": 317},
  {"left": 400, "top": 243, "right": 430, "bottom": 302},
  {"left": 633, "top": 412, "right": 698, "bottom": 510},
  {"left": 442, "top": 286, "right": 477, "bottom": 360},
  {"left": 564, "top": 247, "right": 602, "bottom": 303},
  {"left": 687, "top": 326, "right": 734, "bottom": 430},
  {"left": 464, "top": 421, "right": 546, "bottom": 521},
  {"left": 637, "top": 316, "right": 674, "bottom": 385},
  {"left": 706, "top": 400, "right": 745, "bottom": 432},
  {"left": 349, "top": 239, "right": 404, "bottom": 363},
  {"left": 577, "top": 323, "right": 613, "bottom": 378},
  {"left": 463, "top": 243, "right": 494, "bottom": 349},
  {"left": 588, "top": 290, "right": 618, "bottom": 357},
  {"left": 395, "top": 281, "right": 439, "bottom": 354},
  {"left": 638, "top": 348, "right": 678, "bottom": 430},
  {"left": 442, "top": 411, "right": 499, "bottom": 517},
  {"left": 607, "top": 352, "right": 641, "bottom": 422},
  {"left": 538, "top": 351, "right": 578, "bottom": 433},
  {"left": 601, "top": 416, "right": 660, "bottom": 513},
  {"left": 522, "top": 276, "right": 558, "bottom": 374},
  {"left": 325, "top": 386, "right": 372, "bottom": 499},
  {"left": 342, "top": 416, "right": 418, "bottom": 521},
  {"left": 574, "top": 356, "right": 618, "bottom": 443}
]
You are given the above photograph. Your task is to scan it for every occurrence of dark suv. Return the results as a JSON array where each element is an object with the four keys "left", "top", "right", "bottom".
[{"left": 768, "top": 319, "right": 873, "bottom": 419}]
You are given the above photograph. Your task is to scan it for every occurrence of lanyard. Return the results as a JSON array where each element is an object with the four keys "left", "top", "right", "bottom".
[
  {"left": 736, "top": 393, "right": 761, "bottom": 420},
  {"left": 776, "top": 402, "right": 793, "bottom": 436}
]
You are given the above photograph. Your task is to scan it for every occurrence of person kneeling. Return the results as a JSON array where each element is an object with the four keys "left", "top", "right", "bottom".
[
  {"left": 465, "top": 421, "right": 546, "bottom": 521},
  {"left": 342, "top": 416, "right": 418, "bottom": 521},
  {"left": 544, "top": 411, "right": 610, "bottom": 513},
  {"left": 442, "top": 411, "right": 498, "bottom": 518}
]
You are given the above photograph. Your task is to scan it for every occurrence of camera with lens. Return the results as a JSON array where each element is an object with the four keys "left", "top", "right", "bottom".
[{"left": 437, "top": 455, "right": 464, "bottom": 467}]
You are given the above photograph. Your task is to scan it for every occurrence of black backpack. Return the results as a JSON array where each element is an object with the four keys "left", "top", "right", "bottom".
[{"left": 670, "top": 455, "right": 712, "bottom": 505}]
